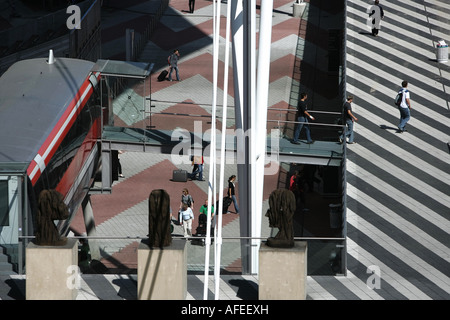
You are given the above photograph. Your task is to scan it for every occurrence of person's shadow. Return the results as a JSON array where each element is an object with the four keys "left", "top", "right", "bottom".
[
  {"left": 358, "top": 31, "right": 374, "bottom": 36},
  {"left": 380, "top": 124, "right": 398, "bottom": 131},
  {"left": 228, "top": 279, "right": 258, "bottom": 300},
  {"left": 4, "top": 279, "right": 25, "bottom": 300}
]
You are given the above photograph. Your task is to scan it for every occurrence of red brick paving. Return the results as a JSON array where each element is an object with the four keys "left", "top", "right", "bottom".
[
  {"left": 170, "top": 0, "right": 212, "bottom": 15},
  {"left": 150, "top": 20, "right": 212, "bottom": 51},
  {"left": 71, "top": 158, "right": 238, "bottom": 235},
  {"left": 150, "top": 100, "right": 216, "bottom": 132},
  {"left": 223, "top": 258, "right": 242, "bottom": 274},
  {"left": 102, "top": 241, "right": 139, "bottom": 272}
]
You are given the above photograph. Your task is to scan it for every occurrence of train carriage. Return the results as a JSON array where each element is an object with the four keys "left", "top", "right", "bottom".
[{"left": 0, "top": 55, "right": 102, "bottom": 272}]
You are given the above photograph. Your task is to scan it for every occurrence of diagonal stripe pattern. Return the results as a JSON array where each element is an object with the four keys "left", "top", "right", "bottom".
[{"left": 341, "top": 0, "right": 450, "bottom": 299}]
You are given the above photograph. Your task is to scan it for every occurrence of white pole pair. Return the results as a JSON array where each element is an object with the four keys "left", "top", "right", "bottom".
[
  {"left": 203, "top": 0, "right": 231, "bottom": 300},
  {"left": 203, "top": 0, "right": 273, "bottom": 298}
]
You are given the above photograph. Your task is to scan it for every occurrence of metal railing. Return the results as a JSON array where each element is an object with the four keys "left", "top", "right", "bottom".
[{"left": 18, "top": 235, "right": 346, "bottom": 276}]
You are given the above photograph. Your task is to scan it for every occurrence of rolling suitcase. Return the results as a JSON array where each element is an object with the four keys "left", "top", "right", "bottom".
[
  {"left": 172, "top": 169, "right": 188, "bottom": 182},
  {"left": 217, "top": 196, "right": 233, "bottom": 214},
  {"left": 223, "top": 196, "right": 232, "bottom": 213},
  {"left": 157, "top": 69, "right": 168, "bottom": 81}
]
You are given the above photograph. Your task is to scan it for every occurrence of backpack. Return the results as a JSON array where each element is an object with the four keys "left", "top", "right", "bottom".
[{"left": 394, "top": 90, "right": 403, "bottom": 106}]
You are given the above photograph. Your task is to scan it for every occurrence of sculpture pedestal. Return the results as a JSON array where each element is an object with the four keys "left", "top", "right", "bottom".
[
  {"left": 26, "top": 238, "right": 78, "bottom": 300},
  {"left": 258, "top": 241, "right": 307, "bottom": 300},
  {"left": 137, "top": 239, "right": 187, "bottom": 300}
]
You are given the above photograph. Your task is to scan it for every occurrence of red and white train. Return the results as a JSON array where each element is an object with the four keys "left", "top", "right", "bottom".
[{"left": 0, "top": 55, "right": 103, "bottom": 271}]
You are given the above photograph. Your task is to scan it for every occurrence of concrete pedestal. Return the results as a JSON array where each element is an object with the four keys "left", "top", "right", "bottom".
[
  {"left": 293, "top": 2, "right": 306, "bottom": 18},
  {"left": 137, "top": 239, "right": 187, "bottom": 300},
  {"left": 26, "top": 238, "right": 78, "bottom": 300},
  {"left": 259, "top": 241, "right": 307, "bottom": 300}
]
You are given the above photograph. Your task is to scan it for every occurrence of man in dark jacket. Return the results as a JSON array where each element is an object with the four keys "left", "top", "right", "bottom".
[
  {"left": 291, "top": 92, "right": 315, "bottom": 145},
  {"left": 339, "top": 95, "right": 358, "bottom": 144}
]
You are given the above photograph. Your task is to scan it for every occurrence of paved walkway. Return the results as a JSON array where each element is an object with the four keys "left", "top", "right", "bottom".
[{"left": 343, "top": 0, "right": 450, "bottom": 300}]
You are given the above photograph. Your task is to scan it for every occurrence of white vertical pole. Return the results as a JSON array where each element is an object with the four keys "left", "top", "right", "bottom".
[
  {"left": 212, "top": 0, "right": 223, "bottom": 301},
  {"left": 253, "top": 0, "right": 273, "bottom": 274},
  {"left": 203, "top": 0, "right": 218, "bottom": 300},
  {"left": 248, "top": 0, "right": 258, "bottom": 275},
  {"left": 214, "top": 0, "right": 232, "bottom": 300},
  {"left": 204, "top": 0, "right": 226, "bottom": 300}
]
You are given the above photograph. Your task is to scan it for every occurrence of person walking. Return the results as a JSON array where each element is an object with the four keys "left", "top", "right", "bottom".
[
  {"left": 180, "top": 188, "right": 194, "bottom": 211},
  {"left": 189, "top": 155, "right": 204, "bottom": 181},
  {"left": 396, "top": 80, "right": 411, "bottom": 133},
  {"left": 368, "top": 0, "right": 384, "bottom": 36},
  {"left": 189, "top": 0, "right": 195, "bottom": 13},
  {"left": 227, "top": 175, "right": 239, "bottom": 214},
  {"left": 339, "top": 95, "right": 358, "bottom": 144},
  {"left": 199, "top": 199, "right": 214, "bottom": 220},
  {"left": 168, "top": 49, "right": 180, "bottom": 81},
  {"left": 118, "top": 150, "right": 124, "bottom": 178},
  {"left": 289, "top": 170, "right": 299, "bottom": 192},
  {"left": 179, "top": 203, "right": 194, "bottom": 238},
  {"left": 291, "top": 93, "right": 315, "bottom": 145}
]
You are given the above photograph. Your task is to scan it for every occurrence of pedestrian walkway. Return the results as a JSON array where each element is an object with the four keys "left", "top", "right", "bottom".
[
  {"left": 0, "top": 0, "right": 448, "bottom": 301},
  {"left": 342, "top": 0, "right": 450, "bottom": 300}
]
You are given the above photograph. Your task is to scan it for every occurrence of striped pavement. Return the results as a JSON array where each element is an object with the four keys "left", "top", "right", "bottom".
[
  {"left": 343, "top": 0, "right": 450, "bottom": 300},
  {"left": 0, "top": 0, "right": 448, "bottom": 300}
]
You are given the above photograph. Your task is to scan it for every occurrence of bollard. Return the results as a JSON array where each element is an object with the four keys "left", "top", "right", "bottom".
[
  {"left": 293, "top": 0, "right": 306, "bottom": 18},
  {"left": 437, "top": 40, "right": 448, "bottom": 63}
]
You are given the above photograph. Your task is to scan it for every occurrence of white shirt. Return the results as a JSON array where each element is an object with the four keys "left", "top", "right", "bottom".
[
  {"left": 180, "top": 207, "right": 194, "bottom": 221},
  {"left": 400, "top": 88, "right": 410, "bottom": 109}
]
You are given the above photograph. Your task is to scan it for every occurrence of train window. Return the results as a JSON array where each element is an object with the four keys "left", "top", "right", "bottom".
[
  {"left": 0, "top": 180, "right": 9, "bottom": 226},
  {"left": 43, "top": 85, "right": 100, "bottom": 191}
]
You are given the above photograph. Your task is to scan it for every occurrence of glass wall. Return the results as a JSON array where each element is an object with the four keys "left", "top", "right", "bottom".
[
  {"left": 66, "top": 236, "right": 346, "bottom": 276},
  {"left": 0, "top": 171, "right": 28, "bottom": 274}
]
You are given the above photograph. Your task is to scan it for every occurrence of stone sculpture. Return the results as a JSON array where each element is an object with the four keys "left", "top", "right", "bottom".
[
  {"left": 265, "top": 188, "right": 296, "bottom": 248},
  {"left": 148, "top": 189, "right": 172, "bottom": 248},
  {"left": 35, "top": 189, "right": 69, "bottom": 246}
]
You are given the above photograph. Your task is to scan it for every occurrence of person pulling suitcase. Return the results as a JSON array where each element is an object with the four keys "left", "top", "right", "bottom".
[{"left": 168, "top": 49, "right": 181, "bottom": 81}]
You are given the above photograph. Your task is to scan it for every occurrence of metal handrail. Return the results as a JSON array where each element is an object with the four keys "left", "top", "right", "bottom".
[
  {"left": 19, "top": 235, "right": 346, "bottom": 241},
  {"left": 138, "top": 112, "right": 344, "bottom": 125},
  {"left": 136, "top": 110, "right": 344, "bottom": 125},
  {"left": 267, "top": 108, "right": 342, "bottom": 115},
  {"left": 146, "top": 99, "right": 342, "bottom": 115},
  {"left": 268, "top": 119, "right": 344, "bottom": 128}
]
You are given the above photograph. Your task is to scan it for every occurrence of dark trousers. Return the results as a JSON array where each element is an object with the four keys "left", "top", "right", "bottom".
[{"left": 189, "top": 0, "right": 195, "bottom": 13}]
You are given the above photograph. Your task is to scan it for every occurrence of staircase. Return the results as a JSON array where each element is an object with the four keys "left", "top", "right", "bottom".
[{"left": 0, "top": 245, "right": 17, "bottom": 275}]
